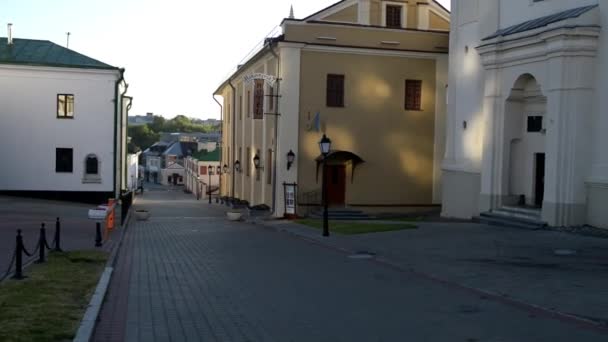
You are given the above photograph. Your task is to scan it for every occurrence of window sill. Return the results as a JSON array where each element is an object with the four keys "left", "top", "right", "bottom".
[{"left": 57, "top": 116, "right": 75, "bottom": 119}]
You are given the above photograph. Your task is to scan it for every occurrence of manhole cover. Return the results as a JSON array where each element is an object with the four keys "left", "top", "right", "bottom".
[
  {"left": 554, "top": 249, "right": 577, "bottom": 256},
  {"left": 348, "top": 251, "right": 376, "bottom": 260}
]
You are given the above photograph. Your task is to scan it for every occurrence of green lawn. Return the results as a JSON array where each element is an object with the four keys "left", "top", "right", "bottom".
[
  {"left": 0, "top": 251, "right": 108, "bottom": 342},
  {"left": 296, "top": 219, "right": 417, "bottom": 235}
]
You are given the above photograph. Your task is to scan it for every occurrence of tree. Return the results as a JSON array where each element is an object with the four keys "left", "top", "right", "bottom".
[{"left": 128, "top": 125, "right": 159, "bottom": 151}]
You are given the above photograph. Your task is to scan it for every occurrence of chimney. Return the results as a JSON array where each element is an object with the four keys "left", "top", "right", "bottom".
[{"left": 7, "top": 23, "right": 13, "bottom": 45}]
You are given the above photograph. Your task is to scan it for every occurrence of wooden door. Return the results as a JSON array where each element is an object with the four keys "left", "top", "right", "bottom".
[{"left": 325, "top": 165, "right": 346, "bottom": 206}]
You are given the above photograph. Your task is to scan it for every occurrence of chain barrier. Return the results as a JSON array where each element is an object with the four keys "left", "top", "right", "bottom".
[{"left": 0, "top": 248, "right": 17, "bottom": 281}]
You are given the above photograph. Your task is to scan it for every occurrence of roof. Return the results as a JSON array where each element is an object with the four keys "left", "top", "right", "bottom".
[
  {"left": 163, "top": 142, "right": 198, "bottom": 157},
  {"left": 0, "top": 38, "right": 118, "bottom": 70},
  {"left": 483, "top": 5, "right": 599, "bottom": 41},
  {"left": 192, "top": 148, "right": 220, "bottom": 162}
]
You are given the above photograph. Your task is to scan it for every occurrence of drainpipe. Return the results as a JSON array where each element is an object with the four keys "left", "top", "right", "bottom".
[
  {"left": 268, "top": 42, "right": 280, "bottom": 216},
  {"left": 228, "top": 79, "right": 237, "bottom": 199},
  {"left": 213, "top": 95, "right": 223, "bottom": 197},
  {"left": 113, "top": 68, "right": 126, "bottom": 199}
]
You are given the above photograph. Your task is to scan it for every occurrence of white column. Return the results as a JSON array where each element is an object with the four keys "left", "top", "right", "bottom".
[
  {"left": 274, "top": 43, "right": 304, "bottom": 217},
  {"left": 358, "top": 0, "right": 371, "bottom": 25},
  {"left": 417, "top": 5, "right": 429, "bottom": 30}
]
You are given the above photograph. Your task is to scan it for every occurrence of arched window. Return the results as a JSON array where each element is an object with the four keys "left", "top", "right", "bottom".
[{"left": 86, "top": 155, "right": 99, "bottom": 175}]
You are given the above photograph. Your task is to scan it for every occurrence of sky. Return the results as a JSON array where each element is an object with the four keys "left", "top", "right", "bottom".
[{"left": 2, "top": 0, "right": 450, "bottom": 119}]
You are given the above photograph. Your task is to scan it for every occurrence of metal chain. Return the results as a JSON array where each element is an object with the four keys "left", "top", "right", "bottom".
[
  {"left": 1, "top": 248, "right": 17, "bottom": 281},
  {"left": 45, "top": 235, "right": 55, "bottom": 250}
]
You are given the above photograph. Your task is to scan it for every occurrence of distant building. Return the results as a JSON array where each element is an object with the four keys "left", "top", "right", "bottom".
[
  {"left": 128, "top": 112, "right": 155, "bottom": 126},
  {"left": 185, "top": 145, "right": 221, "bottom": 199},
  {"left": 0, "top": 31, "right": 131, "bottom": 203},
  {"left": 159, "top": 132, "right": 221, "bottom": 144}
]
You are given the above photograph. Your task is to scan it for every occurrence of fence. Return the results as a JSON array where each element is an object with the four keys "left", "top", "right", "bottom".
[{"left": 1, "top": 218, "right": 110, "bottom": 282}]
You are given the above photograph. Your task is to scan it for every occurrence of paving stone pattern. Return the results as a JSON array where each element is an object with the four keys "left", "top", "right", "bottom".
[{"left": 95, "top": 189, "right": 608, "bottom": 341}]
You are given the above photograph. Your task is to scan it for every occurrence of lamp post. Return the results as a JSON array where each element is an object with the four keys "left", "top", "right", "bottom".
[
  {"left": 319, "top": 134, "right": 332, "bottom": 237},
  {"left": 216, "top": 165, "right": 221, "bottom": 203},
  {"left": 208, "top": 165, "right": 213, "bottom": 204}
]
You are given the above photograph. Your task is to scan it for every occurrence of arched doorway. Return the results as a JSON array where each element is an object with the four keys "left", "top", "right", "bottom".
[{"left": 504, "top": 74, "right": 547, "bottom": 208}]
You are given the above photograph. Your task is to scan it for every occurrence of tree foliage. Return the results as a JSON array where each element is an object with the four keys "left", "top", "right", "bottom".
[{"left": 128, "top": 115, "right": 220, "bottom": 151}]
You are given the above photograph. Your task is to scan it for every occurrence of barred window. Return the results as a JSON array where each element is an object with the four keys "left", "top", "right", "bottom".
[
  {"left": 405, "top": 80, "right": 422, "bottom": 111},
  {"left": 326, "top": 74, "right": 345, "bottom": 107},
  {"left": 253, "top": 80, "right": 264, "bottom": 119},
  {"left": 386, "top": 5, "right": 402, "bottom": 28}
]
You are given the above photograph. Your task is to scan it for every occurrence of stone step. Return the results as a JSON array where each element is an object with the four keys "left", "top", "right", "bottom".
[
  {"left": 490, "top": 208, "right": 541, "bottom": 221},
  {"left": 308, "top": 209, "right": 372, "bottom": 221},
  {"left": 499, "top": 206, "right": 542, "bottom": 217},
  {"left": 476, "top": 212, "right": 547, "bottom": 230}
]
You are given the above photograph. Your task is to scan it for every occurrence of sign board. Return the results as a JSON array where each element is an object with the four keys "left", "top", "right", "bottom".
[
  {"left": 243, "top": 73, "right": 277, "bottom": 87},
  {"left": 283, "top": 183, "right": 298, "bottom": 217}
]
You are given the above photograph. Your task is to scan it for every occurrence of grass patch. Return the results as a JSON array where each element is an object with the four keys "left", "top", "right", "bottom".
[
  {"left": 295, "top": 219, "right": 417, "bottom": 235},
  {"left": 0, "top": 250, "right": 108, "bottom": 342}
]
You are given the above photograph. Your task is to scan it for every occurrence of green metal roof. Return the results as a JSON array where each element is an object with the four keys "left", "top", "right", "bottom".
[
  {"left": 0, "top": 38, "right": 118, "bottom": 70},
  {"left": 192, "top": 149, "right": 220, "bottom": 162}
]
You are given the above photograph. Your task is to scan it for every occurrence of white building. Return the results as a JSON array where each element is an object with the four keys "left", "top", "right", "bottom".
[
  {"left": 0, "top": 31, "right": 131, "bottom": 204},
  {"left": 443, "top": 0, "right": 607, "bottom": 228},
  {"left": 184, "top": 147, "right": 221, "bottom": 200},
  {"left": 161, "top": 163, "right": 185, "bottom": 186}
]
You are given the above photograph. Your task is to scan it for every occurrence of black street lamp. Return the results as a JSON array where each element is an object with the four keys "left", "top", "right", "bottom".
[
  {"left": 216, "top": 165, "right": 221, "bottom": 203},
  {"left": 253, "top": 154, "right": 262, "bottom": 170},
  {"left": 223, "top": 164, "right": 228, "bottom": 174},
  {"left": 319, "top": 134, "right": 332, "bottom": 237},
  {"left": 234, "top": 160, "right": 241, "bottom": 173},
  {"left": 208, "top": 165, "right": 214, "bottom": 204}
]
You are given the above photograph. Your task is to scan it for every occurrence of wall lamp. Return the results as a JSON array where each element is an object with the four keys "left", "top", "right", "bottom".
[
  {"left": 234, "top": 160, "right": 241, "bottom": 173},
  {"left": 287, "top": 150, "right": 296, "bottom": 170},
  {"left": 253, "top": 154, "right": 264, "bottom": 170}
]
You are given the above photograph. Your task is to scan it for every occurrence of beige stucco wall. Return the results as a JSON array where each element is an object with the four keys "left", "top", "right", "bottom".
[
  {"left": 429, "top": 11, "right": 449, "bottom": 30},
  {"left": 297, "top": 49, "right": 440, "bottom": 206},
  {"left": 218, "top": 51, "right": 277, "bottom": 207},
  {"left": 283, "top": 22, "right": 449, "bottom": 53},
  {"left": 322, "top": 3, "right": 358, "bottom": 22}
]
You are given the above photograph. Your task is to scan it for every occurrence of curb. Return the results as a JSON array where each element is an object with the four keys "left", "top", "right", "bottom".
[
  {"left": 72, "top": 197, "right": 136, "bottom": 342},
  {"left": 261, "top": 220, "right": 608, "bottom": 333},
  {"left": 73, "top": 267, "right": 113, "bottom": 342}
]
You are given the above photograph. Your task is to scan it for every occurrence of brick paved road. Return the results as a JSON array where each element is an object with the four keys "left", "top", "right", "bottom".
[{"left": 94, "top": 188, "right": 608, "bottom": 341}]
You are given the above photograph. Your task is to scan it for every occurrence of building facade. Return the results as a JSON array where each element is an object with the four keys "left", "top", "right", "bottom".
[
  {"left": 0, "top": 35, "right": 131, "bottom": 204},
  {"left": 184, "top": 147, "right": 221, "bottom": 200},
  {"left": 216, "top": 0, "right": 450, "bottom": 217},
  {"left": 443, "top": 0, "right": 608, "bottom": 228}
]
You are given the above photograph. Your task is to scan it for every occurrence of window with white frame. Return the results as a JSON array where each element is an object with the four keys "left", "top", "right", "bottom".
[{"left": 382, "top": 2, "right": 407, "bottom": 28}]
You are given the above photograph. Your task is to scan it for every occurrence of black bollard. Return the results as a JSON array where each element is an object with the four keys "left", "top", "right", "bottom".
[
  {"left": 37, "top": 223, "right": 46, "bottom": 263},
  {"left": 54, "top": 217, "right": 63, "bottom": 252},
  {"left": 12, "top": 230, "right": 24, "bottom": 280},
  {"left": 95, "top": 222, "right": 103, "bottom": 247}
]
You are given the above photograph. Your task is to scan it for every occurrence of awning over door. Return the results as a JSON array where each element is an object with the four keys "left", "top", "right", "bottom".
[{"left": 315, "top": 150, "right": 365, "bottom": 184}]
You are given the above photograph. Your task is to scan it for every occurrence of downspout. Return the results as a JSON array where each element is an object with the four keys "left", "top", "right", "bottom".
[
  {"left": 213, "top": 95, "right": 223, "bottom": 197},
  {"left": 119, "top": 79, "right": 130, "bottom": 195},
  {"left": 228, "top": 79, "right": 237, "bottom": 199},
  {"left": 113, "top": 68, "right": 125, "bottom": 199},
  {"left": 268, "top": 42, "right": 280, "bottom": 216}
]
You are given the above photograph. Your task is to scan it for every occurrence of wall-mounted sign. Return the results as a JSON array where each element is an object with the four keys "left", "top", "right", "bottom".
[{"left": 243, "top": 73, "right": 277, "bottom": 87}]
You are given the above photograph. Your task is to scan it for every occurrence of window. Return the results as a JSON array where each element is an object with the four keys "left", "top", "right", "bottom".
[
  {"left": 405, "top": 80, "right": 422, "bottom": 111},
  {"left": 85, "top": 155, "right": 99, "bottom": 175},
  {"left": 247, "top": 90, "right": 251, "bottom": 117},
  {"left": 227, "top": 104, "right": 231, "bottom": 124},
  {"left": 57, "top": 94, "right": 74, "bottom": 118},
  {"left": 254, "top": 80, "right": 264, "bottom": 119},
  {"left": 386, "top": 5, "right": 402, "bottom": 28},
  {"left": 246, "top": 147, "right": 251, "bottom": 176},
  {"left": 527, "top": 116, "right": 543, "bottom": 132},
  {"left": 266, "top": 149, "right": 272, "bottom": 185},
  {"left": 268, "top": 86, "right": 274, "bottom": 111},
  {"left": 326, "top": 74, "right": 345, "bottom": 107},
  {"left": 200, "top": 166, "right": 207, "bottom": 175},
  {"left": 239, "top": 95, "right": 243, "bottom": 120},
  {"left": 56, "top": 148, "right": 73, "bottom": 173}
]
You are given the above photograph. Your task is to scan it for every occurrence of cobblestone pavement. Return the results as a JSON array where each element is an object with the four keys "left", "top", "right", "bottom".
[
  {"left": 0, "top": 196, "right": 109, "bottom": 278},
  {"left": 95, "top": 188, "right": 608, "bottom": 341},
  {"left": 267, "top": 219, "right": 608, "bottom": 326}
]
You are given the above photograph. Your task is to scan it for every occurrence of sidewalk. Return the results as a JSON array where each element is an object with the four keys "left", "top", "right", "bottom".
[{"left": 262, "top": 219, "right": 608, "bottom": 325}]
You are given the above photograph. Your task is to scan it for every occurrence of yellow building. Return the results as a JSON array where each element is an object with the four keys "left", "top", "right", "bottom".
[{"left": 214, "top": 0, "right": 450, "bottom": 217}]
